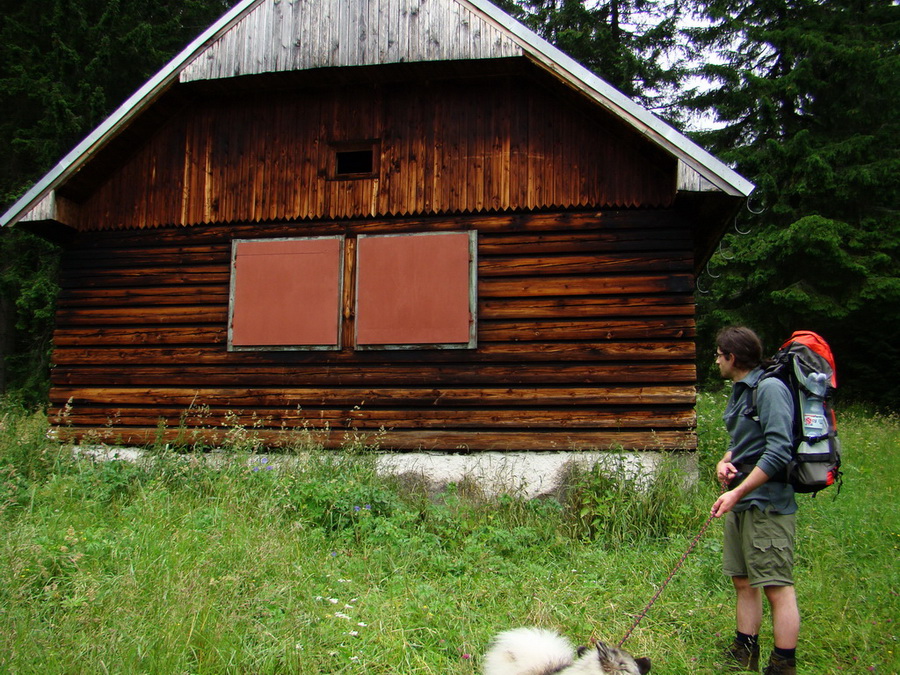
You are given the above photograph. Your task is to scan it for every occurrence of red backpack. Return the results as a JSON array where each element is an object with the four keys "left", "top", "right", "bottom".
[{"left": 749, "top": 331, "right": 843, "bottom": 495}]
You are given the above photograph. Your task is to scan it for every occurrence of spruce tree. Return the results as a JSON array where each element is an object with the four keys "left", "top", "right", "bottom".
[
  {"left": 684, "top": 0, "right": 900, "bottom": 406},
  {"left": 0, "top": 0, "right": 240, "bottom": 402},
  {"left": 499, "top": 0, "right": 687, "bottom": 118}
]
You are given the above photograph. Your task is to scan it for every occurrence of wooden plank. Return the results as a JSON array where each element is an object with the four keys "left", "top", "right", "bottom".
[
  {"left": 57, "top": 286, "right": 228, "bottom": 306},
  {"left": 69, "top": 210, "right": 686, "bottom": 248},
  {"left": 51, "top": 385, "right": 696, "bottom": 408},
  {"left": 53, "top": 326, "right": 225, "bottom": 346},
  {"left": 51, "top": 363, "right": 696, "bottom": 386},
  {"left": 479, "top": 296, "right": 694, "bottom": 319},
  {"left": 478, "top": 318, "right": 695, "bottom": 341},
  {"left": 480, "top": 274, "right": 695, "bottom": 297},
  {"left": 55, "top": 306, "right": 226, "bottom": 325},
  {"left": 56, "top": 407, "right": 696, "bottom": 430},
  {"left": 50, "top": 341, "right": 695, "bottom": 366},
  {"left": 478, "top": 253, "right": 692, "bottom": 276},
  {"left": 53, "top": 426, "right": 696, "bottom": 452}
]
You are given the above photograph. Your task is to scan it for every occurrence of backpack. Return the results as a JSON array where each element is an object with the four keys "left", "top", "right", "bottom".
[{"left": 748, "top": 330, "right": 843, "bottom": 496}]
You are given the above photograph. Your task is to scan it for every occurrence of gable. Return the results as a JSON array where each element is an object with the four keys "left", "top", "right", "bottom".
[
  {"left": 71, "top": 71, "right": 676, "bottom": 230},
  {"left": 180, "top": 0, "right": 523, "bottom": 81},
  {"left": 1, "top": 0, "right": 752, "bottom": 234}
]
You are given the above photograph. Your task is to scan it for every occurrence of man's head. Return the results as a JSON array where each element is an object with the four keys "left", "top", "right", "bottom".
[{"left": 715, "top": 326, "right": 763, "bottom": 380}]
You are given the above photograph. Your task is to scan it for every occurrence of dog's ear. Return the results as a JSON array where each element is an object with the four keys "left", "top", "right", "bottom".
[
  {"left": 594, "top": 641, "right": 615, "bottom": 665},
  {"left": 595, "top": 642, "right": 651, "bottom": 674}
]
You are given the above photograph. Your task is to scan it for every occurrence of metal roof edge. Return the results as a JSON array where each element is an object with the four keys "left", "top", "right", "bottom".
[
  {"left": 462, "top": 0, "right": 754, "bottom": 198},
  {"left": 0, "top": 0, "right": 263, "bottom": 228}
]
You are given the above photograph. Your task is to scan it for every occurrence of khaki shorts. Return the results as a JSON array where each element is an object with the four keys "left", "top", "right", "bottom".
[{"left": 723, "top": 506, "right": 795, "bottom": 587}]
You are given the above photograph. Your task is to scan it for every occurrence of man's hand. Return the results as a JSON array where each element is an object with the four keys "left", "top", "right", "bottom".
[
  {"left": 711, "top": 490, "right": 742, "bottom": 518},
  {"left": 716, "top": 457, "right": 739, "bottom": 488}
]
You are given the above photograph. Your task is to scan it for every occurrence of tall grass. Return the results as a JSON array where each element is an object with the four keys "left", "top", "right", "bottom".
[{"left": 0, "top": 395, "right": 897, "bottom": 674}]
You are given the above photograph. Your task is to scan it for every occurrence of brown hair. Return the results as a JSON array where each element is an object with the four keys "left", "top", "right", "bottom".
[{"left": 716, "top": 326, "right": 764, "bottom": 370}]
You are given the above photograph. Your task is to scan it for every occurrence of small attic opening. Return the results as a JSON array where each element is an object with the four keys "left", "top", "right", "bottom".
[{"left": 331, "top": 140, "right": 379, "bottom": 179}]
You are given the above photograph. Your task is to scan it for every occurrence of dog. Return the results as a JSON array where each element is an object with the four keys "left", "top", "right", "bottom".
[{"left": 483, "top": 627, "right": 650, "bottom": 675}]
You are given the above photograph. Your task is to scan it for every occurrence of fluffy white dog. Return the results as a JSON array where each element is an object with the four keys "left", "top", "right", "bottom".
[{"left": 483, "top": 627, "right": 650, "bottom": 675}]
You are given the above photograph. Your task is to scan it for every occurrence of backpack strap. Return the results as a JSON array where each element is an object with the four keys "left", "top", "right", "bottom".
[{"left": 742, "top": 375, "right": 793, "bottom": 484}]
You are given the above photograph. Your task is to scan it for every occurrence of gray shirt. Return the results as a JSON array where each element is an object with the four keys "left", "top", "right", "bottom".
[{"left": 723, "top": 366, "right": 797, "bottom": 515}]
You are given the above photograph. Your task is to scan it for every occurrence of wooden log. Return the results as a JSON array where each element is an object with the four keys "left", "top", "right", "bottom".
[
  {"left": 54, "top": 426, "right": 696, "bottom": 452},
  {"left": 50, "top": 385, "right": 696, "bottom": 408},
  {"left": 50, "top": 363, "right": 696, "bottom": 386}
]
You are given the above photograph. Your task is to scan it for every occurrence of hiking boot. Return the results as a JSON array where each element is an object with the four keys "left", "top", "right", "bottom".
[
  {"left": 762, "top": 652, "right": 796, "bottom": 675},
  {"left": 722, "top": 638, "right": 760, "bottom": 671}
]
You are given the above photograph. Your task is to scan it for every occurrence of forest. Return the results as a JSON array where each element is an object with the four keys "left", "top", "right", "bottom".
[{"left": 1, "top": 0, "right": 898, "bottom": 408}]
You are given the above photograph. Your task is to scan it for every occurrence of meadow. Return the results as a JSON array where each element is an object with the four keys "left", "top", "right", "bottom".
[{"left": 0, "top": 392, "right": 897, "bottom": 674}]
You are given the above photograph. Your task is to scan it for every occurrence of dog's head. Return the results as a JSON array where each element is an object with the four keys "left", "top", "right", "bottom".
[{"left": 574, "top": 641, "right": 650, "bottom": 675}]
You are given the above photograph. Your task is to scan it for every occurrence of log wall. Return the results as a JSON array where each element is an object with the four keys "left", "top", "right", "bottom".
[{"left": 51, "top": 210, "right": 697, "bottom": 451}]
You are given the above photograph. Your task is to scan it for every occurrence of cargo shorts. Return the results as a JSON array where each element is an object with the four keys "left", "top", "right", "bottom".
[{"left": 723, "top": 506, "right": 795, "bottom": 587}]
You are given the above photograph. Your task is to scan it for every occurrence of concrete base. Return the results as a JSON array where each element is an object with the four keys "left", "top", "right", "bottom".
[
  {"left": 377, "top": 450, "right": 698, "bottom": 499},
  {"left": 76, "top": 446, "right": 698, "bottom": 499}
]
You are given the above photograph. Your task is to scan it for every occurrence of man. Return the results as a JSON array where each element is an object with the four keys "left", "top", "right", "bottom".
[{"left": 711, "top": 326, "right": 799, "bottom": 675}]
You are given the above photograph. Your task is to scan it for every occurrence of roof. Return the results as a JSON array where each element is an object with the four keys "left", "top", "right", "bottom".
[{"left": 1, "top": 0, "right": 753, "bottom": 229}]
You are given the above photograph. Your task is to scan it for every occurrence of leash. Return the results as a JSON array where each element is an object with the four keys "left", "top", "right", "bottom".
[{"left": 616, "top": 508, "right": 718, "bottom": 648}]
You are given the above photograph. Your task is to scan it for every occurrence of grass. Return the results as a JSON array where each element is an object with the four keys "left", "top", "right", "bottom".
[{"left": 0, "top": 393, "right": 897, "bottom": 674}]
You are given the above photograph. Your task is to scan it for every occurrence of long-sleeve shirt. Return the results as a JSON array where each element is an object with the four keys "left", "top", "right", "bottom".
[{"left": 723, "top": 366, "right": 797, "bottom": 515}]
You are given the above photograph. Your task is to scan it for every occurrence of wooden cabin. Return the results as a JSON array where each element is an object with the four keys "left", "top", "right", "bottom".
[{"left": 1, "top": 0, "right": 753, "bottom": 454}]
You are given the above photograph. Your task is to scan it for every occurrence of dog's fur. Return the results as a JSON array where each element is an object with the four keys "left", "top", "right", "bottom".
[{"left": 483, "top": 627, "right": 650, "bottom": 675}]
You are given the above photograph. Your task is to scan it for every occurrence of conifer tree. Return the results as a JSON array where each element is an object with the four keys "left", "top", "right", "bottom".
[
  {"left": 497, "top": 0, "right": 687, "bottom": 118},
  {"left": 684, "top": 0, "right": 900, "bottom": 405},
  {"left": 0, "top": 0, "right": 239, "bottom": 402}
]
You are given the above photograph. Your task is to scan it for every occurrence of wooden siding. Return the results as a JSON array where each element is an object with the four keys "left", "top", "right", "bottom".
[
  {"left": 50, "top": 210, "right": 697, "bottom": 451},
  {"left": 75, "top": 77, "right": 676, "bottom": 231},
  {"left": 179, "top": 0, "right": 524, "bottom": 81}
]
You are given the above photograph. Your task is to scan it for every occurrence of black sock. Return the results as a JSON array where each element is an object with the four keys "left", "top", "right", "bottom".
[
  {"left": 736, "top": 631, "right": 759, "bottom": 647},
  {"left": 774, "top": 646, "right": 796, "bottom": 660}
]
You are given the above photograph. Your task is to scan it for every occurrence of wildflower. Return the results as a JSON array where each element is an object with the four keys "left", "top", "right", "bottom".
[
  {"left": 335, "top": 612, "right": 351, "bottom": 620},
  {"left": 349, "top": 630, "right": 359, "bottom": 637}
]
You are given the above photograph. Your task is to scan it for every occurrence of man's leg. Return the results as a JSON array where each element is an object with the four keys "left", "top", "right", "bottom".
[
  {"left": 734, "top": 576, "right": 763, "bottom": 635},
  {"left": 764, "top": 584, "right": 799, "bottom": 649},
  {"left": 723, "top": 576, "right": 762, "bottom": 670},
  {"left": 762, "top": 585, "right": 799, "bottom": 675}
]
